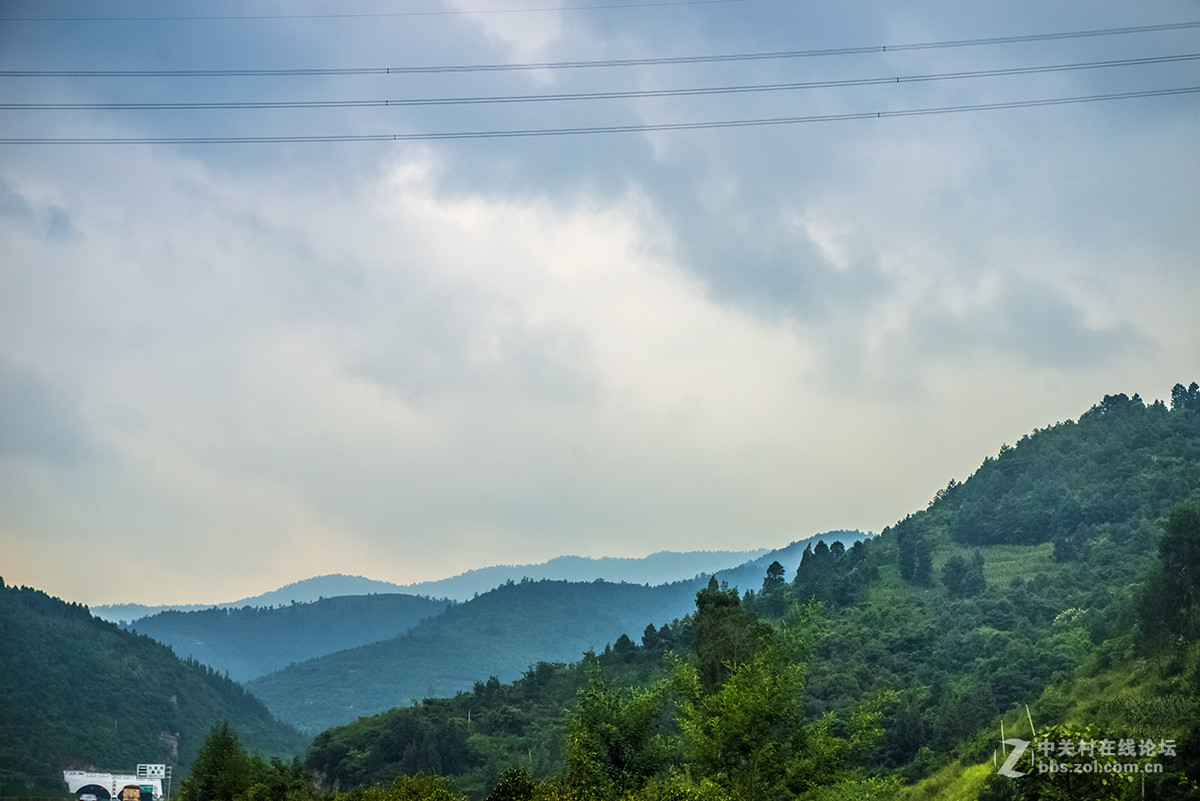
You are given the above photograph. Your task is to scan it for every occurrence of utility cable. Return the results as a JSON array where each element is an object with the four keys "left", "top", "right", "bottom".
[
  {"left": 0, "top": 0, "right": 749, "bottom": 22},
  {"left": 2, "top": 21, "right": 1198, "bottom": 78},
  {"left": 2, "top": 85, "right": 1195, "bottom": 144},
  {"left": 2, "top": 53, "right": 1194, "bottom": 110}
]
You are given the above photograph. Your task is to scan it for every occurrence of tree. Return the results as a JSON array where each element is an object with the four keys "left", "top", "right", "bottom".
[
  {"left": 1160, "top": 500, "right": 1200, "bottom": 611},
  {"left": 179, "top": 721, "right": 251, "bottom": 801},
  {"left": 896, "top": 520, "right": 933, "bottom": 587},
  {"left": 672, "top": 603, "right": 880, "bottom": 800},
  {"left": 484, "top": 767, "right": 536, "bottom": 801},
  {"left": 565, "top": 672, "right": 672, "bottom": 799},
  {"left": 942, "top": 552, "right": 987, "bottom": 598},
  {"left": 672, "top": 615, "right": 809, "bottom": 800},
  {"left": 762, "top": 560, "right": 786, "bottom": 592},
  {"left": 691, "top": 578, "right": 772, "bottom": 692},
  {"left": 793, "top": 545, "right": 816, "bottom": 596},
  {"left": 1171, "top": 381, "right": 1200, "bottom": 412},
  {"left": 1141, "top": 499, "right": 1200, "bottom": 643},
  {"left": 759, "top": 561, "right": 788, "bottom": 618},
  {"left": 241, "top": 757, "right": 311, "bottom": 801}
]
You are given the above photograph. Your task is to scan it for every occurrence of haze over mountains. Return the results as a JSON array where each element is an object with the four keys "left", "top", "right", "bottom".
[
  {"left": 245, "top": 534, "right": 863, "bottom": 733},
  {"left": 6, "top": 386, "right": 1199, "bottom": 800},
  {"left": 105, "top": 534, "right": 864, "bottom": 722},
  {"left": 91, "top": 547, "right": 779, "bottom": 622},
  {"left": 122, "top": 594, "right": 454, "bottom": 683},
  {"left": 1, "top": 534, "right": 866, "bottom": 781}
]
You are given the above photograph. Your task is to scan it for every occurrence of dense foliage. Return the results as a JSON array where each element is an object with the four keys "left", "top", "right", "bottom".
[
  {"left": 0, "top": 583, "right": 306, "bottom": 792},
  {"left": 5, "top": 384, "right": 1197, "bottom": 801},
  {"left": 299, "top": 384, "right": 1200, "bottom": 800},
  {"left": 177, "top": 722, "right": 312, "bottom": 801},
  {"left": 947, "top": 390, "right": 1199, "bottom": 551},
  {"left": 308, "top": 583, "right": 892, "bottom": 801},
  {"left": 243, "top": 533, "right": 865, "bottom": 736},
  {"left": 248, "top": 579, "right": 707, "bottom": 734},
  {"left": 304, "top": 616, "right": 696, "bottom": 795}
]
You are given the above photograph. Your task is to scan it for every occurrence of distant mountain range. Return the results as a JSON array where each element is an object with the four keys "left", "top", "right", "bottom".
[
  {"left": 0, "top": 532, "right": 864, "bottom": 782},
  {"left": 401, "top": 548, "right": 776, "bottom": 598},
  {"left": 245, "top": 532, "right": 864, "bottom": 733},
  {"left": 248, "top": 578, "right": 701, "bottom": 734},
  {"left": 91, "top": 546, "right": 788, "bottom": 622},
  {"left": 98, "top": 532, "right": 864, "bottom": 733},
  {"left": 8, "top": 386, "right": 1197, "bottom": 800},
  {"left": 291, "top": 387, "right": 1200, "bottom": 800},
  {"left": 124, "top": 593, "right": 453, "bottom": 682}
]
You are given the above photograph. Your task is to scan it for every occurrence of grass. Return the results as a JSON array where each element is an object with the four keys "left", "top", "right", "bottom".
[
  {"left": 895, "top": 760, "right": 993, "bottom": 801},
  {"left": 926, "top": 542, "right": 1054, "bottom": 585}
]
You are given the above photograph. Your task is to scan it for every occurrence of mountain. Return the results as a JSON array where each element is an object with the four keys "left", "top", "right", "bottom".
[
  {"left": 239, "top": 532, "right": 860, "bottom": 735},
  {"left": 245, "top": 578, "right": 701, "bottom": 735},
  {"left": 123, "top": 593, "right": 452, "bottom": 682},
  {"left": 397, "top": 549, "right": 770, "bottom": 600},
  {"left": 91, "top": 575, "right": 418, "bottom": 623},
  {"left": 0, "top": 580, "right": 306, "bottom": 792},
  {"left": 91, "top": 549, "right": 769, "bottom": 622},
  {"left": 295, "top": 385, "right": 1200, "bottom": 800},
  {"left": 221, "top": 574, "right": 420, "bottom": 608}
]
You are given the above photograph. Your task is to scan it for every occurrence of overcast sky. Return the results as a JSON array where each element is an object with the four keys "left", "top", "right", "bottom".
[{"left": 2, "top": 0, "right": 1198, "bottom": 607}]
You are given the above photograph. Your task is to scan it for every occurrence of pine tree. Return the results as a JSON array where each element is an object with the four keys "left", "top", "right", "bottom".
[{"left": 178, "top": 722, "right": 250, "bottom": 801}]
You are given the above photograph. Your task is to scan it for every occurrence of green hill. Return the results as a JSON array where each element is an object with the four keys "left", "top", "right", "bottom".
[
  {"left": 0, "top": 582, "right": 306, "bottom": 794},
  {"left": 123, "top": 593, "right": 452, "bottom": 682},
  {"left": 296, "top": 384, "right": 1200, "bottom": 800},
  {"left": 243, "top": 533, "right": 863, "bottom": 736},
  {"left": 246, "top": 578, "right": 703, "bottom": 735}
]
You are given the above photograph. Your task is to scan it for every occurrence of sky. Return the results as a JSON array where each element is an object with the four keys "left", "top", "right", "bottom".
[{"left": 1, "top": 0, "right": 1197, "bottom": 607}]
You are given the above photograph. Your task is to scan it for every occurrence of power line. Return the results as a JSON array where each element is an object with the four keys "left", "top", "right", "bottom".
[
  {"left": 0, "top": 0, "right": 749, "bottom": 22},
  {"left": 3, "top": 20, "right": 1198, "bottom": 78},
  {"left": 3, "top": 85, "right": 1195, "bottom": 144},
  {"left": 5, "top": 53, "right": 1195, "bottom": 110}
]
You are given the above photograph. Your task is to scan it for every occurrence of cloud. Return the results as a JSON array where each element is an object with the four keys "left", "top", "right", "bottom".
[
  {"left": 898, "top": 275, "right": 1158, "bottom": 373},
  {"left": 0, "top": 177, "right": 75, "bottom": 242},
  {"left": 1, "top": 1, "right": 1197, "bottom": 604},
  {"left": 0, "top": 361, "right": 97, "bottom": 464}
]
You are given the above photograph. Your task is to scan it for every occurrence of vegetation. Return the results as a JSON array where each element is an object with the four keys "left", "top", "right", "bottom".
[
  {"left": 244, "top": 534, "right": 865, "bottom": 736},
  {"left": 248, "top": 579, "right": 706, "bottom": 734},
  {"left": 298, "top": 383, "right": 1200, "bottom": 800},
  {"left": 0, "top": 583, "right": 306, "bottom": 792},
  {"left": 4, "top": 383, "right": 1198, "bottom": 801},
  {"left": 177, "top": 722, "right": 312, "bottom": 801},
  {"left": 123, "top": 594, "right": 452, "bottom": 682}
]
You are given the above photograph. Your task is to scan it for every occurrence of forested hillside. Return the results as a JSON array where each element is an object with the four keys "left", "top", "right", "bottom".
[
  {"left": 123, "top": 593, "right": 451, "bottom": 681},
  {"left": 293, "top": 384, "right": 1200, "bottom": 800},
  {"left": 0, "top": 582, "right": 305, "bottom": 793},
  {"left": 243, "top": 534, "right": 862, "bottom": 735},
  {"left": 5, "top": 386, "right": 1195, "bottom": 801},
  {"left": 247, "top": 579, "right": 703, "bottom": 735}
]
